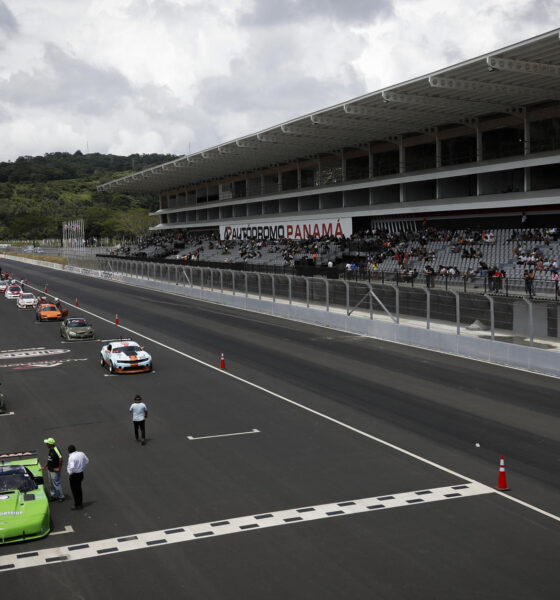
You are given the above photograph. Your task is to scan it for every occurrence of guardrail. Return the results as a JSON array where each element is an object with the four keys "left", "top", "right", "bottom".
[
  {"left": 96, "top": 256, "right": 560, "bottom": 348},
  {"left": 95, "top": 254, "right": 339, "bottom": 278},
  {"left": 343, "top": 270, "right": 559, "bottom": 299}
]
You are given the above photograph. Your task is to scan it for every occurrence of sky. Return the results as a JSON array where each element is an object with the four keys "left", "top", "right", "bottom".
[{"left": 0, "top": 0, "right": 558, "bottom": 162}]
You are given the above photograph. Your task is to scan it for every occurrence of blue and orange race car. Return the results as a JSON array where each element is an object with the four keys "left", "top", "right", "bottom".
[{"left": 100, "top": 340, "right": 153, "bottom": 374}]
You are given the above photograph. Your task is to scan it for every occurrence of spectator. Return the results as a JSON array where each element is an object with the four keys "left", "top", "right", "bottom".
[
  {"left": 523, "top": 270, "right": 535, "bottom": 298},
  {"left": 551, "top": 270, "right": 559, "bottom": 294},
  {"left": 492, "top": 267, "right": 503, "bottom": 292},
  {"left": 424, "top": 264, "right": 434, "bottom": 288}
]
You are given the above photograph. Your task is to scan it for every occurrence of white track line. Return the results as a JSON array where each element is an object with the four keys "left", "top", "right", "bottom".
[
  {"left": 25, "top": 285, "right": 560, "bottom": 524},
  {"left": 50, "top": 525, "right": 74, "bottom": 536},
  {"left": 187, "top": 428, "right": 260, "bottom": 440},
  {"left": 0, "top": 482, "right": 490, "bottom": 572}
]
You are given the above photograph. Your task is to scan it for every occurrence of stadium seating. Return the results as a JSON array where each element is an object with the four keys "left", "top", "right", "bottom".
[{"left": 111, "top": 228, "right": 560, "bottom": 295}]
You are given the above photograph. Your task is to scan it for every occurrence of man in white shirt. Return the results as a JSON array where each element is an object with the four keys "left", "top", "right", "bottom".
[
  {"left": 129, "top": 394, "right": 148, "bottom": 445},
  {"left": 67, "top": 444, "right": 89, "bottom": 510}
]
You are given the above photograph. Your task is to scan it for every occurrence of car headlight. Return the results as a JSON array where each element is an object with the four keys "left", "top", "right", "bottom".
[{"left": 68, "top": 330, "right": 77, "bottom": 336}]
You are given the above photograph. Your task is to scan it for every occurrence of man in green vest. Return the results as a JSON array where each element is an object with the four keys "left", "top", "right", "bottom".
[{"left": 41, "top": 437, "right": 65, "bottom": 502}]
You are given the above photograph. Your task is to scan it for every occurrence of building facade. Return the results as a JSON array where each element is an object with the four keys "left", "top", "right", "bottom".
[{"left": 99, "top": 30, "right": 560, "bottom": 238}]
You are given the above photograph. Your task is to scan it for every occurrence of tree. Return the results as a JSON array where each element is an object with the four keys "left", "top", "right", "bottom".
[{"left": 113, "top": 208, "right": 158, "bottom": 237}]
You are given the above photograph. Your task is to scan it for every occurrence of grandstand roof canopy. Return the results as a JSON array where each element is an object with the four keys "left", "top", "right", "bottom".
[{"left": 99, "top": 29, "right": 560, "bottom": 195}]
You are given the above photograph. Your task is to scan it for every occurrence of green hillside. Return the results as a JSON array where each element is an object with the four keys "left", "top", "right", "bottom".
[{"left": 0, "top": 151, "right": 179, "bottom": 239}]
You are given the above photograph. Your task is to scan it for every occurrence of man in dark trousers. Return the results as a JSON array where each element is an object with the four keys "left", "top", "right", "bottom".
[
  {"left": 66, "top": 444, "right": 89, "bottom": 510},
  {"left": 41, "top": 437, "right": 65, "bottom": 502},
  {"left": 129, "top": 394, "right": 148, "bottom": 445}
]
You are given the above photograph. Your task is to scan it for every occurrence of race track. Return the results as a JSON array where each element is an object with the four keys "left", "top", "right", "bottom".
[{"left": 1, "top": 261, "right": 558, "bottom": 599}]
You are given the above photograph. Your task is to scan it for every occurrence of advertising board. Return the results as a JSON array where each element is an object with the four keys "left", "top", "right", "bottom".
[{"left": 220, "top": 218, "right": 351, "bottom": 241}]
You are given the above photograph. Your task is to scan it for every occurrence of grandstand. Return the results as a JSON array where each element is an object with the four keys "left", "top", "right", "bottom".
[
  {"left": 100, "top": 30, "right": 560, "bottom": 301},
  {"left": 104, "top": 225, "right": 557, "bottom": 302}
]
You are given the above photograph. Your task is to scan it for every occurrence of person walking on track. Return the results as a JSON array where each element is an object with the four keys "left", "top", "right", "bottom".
[{"left": 130, "top": 394, "right": 148, "bottom": 445}]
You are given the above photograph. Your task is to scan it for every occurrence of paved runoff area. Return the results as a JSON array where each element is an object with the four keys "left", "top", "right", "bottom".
[{"left": 0, "top": 259, "right": 558, "bottom": 600}]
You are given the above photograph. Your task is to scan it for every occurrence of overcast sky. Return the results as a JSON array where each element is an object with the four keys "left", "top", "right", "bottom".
[{"left": 0, "top": 0, "right": 557, "bottom": 162}]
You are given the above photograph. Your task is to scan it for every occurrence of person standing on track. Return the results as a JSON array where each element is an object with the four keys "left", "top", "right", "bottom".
[
  {"left": 67, "top": 444, "right": 89, "bottom": 510},
  {"left": 41, "top": 437, "right": 65, "bottom": 502},
  {"left": 129, "top": 394, "right": 148, "bottom": 445}
]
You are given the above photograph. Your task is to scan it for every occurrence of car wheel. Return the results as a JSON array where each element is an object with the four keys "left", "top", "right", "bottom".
[
  {"left": 100, "top": 356, "right": 105, "bottom": 367},
  {"left": 109, "top": 362, "right": 115, "bottom": 374}
]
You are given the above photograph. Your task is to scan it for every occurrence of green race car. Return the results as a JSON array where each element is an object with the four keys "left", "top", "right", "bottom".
[
  {"left": 0, "top": 451, "right": 50, "bottom": 544},
  {"left": 60, "top": 317, "right": 96, "bottom": 340}
]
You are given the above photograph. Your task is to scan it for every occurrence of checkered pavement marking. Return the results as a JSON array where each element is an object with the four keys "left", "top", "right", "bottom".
[{"left": 0, "top": 482, "right": 492, "bottom": 572}]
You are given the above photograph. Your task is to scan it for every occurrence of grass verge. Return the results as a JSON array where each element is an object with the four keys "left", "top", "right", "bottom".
[{"left": 3, "top": 252, "right": 68, "bottom": 266}]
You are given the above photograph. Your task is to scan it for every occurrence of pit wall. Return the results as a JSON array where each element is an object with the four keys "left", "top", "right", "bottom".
[{"left": 2, "top": 253, "right": 558, "bottom": 377}]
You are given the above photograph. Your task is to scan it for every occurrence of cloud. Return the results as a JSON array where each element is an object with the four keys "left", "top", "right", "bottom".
[
  {"left": 239, "top": 0, "right": 394, "bottom": 26},
  {"left": 0, "top": 0, "right": 557, "bottom": 162},
  {"left": 0, "top": 44, "right": 132, "bottom": 114},
  {"left": 0, "top": 0, "right": 17, "bottom": 37}
]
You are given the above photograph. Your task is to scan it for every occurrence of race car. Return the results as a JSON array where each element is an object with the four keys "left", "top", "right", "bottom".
[
  {"left": 36, "top": 303, "right": 69, "bottom": 321},
  {"left": 4, "top": 285, "right": 22, "bottom": 299},
  {"left": 0, "top": 281, "right": 7, "bottom": 293},
  {"left": 100, "top": 340, "right": 153, "bottom": 374},
  {"left": 0, "top": 451, "right": 50, "bottom": 544},
  {"left": 16, "top": 292, "right": 38, "bottom": 309},
  {"left": 60, "top": 317, "right": 95, "bottom": 340}
]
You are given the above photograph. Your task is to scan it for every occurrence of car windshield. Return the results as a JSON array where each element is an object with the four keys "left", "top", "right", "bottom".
[
  {"left": 117, "top": 345, "right": 142, "bottom": 355},
  {"left": 22, "top": 294, "right": 34, "bottom": 299},
  {"left": 0, "top": 466, "right": 37, "bottom": 493},
  {"left": 8, "top": 287, "right": 20, "bottom": 292},
  {"left": 42, "top": 305, "right": 57, "bottom": 310},
  {"left": 67, "top": 319, "right": 88, "bottom": 327}
]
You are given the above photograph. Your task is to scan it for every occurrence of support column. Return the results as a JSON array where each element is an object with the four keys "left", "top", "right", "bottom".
[
  {"left": 398, "top": 136, "right": 405, "bottom": 203},
  {"left": 435, "top": 127, "right": 442, "bottom": 168},
  {"left": 476, "top": 119, "right": 482, "bottom": 196},
  {"left": 524, "top": 108, "right": 531, "bottom": 192},
  {"left": 476, "top": 119, "right": 482, "bottom": 162}
]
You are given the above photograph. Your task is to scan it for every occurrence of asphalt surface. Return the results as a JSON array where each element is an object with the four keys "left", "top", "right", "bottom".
[{"left": 0, "top": 260, "right": 558, "bottom": 599}]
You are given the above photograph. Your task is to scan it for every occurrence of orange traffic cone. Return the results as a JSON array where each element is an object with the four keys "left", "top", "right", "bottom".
[
  {"left": 220, "top": 352, "right": 225, "bottom": 370},
  {"left": 497, "top": 455, "right": 509, "bottom": 491},
  {"left": 75, "top": 298, "right": 79, "bottom": 307},
  {"left": 115, "top": 314, "right": 119, "bottom": 326}
]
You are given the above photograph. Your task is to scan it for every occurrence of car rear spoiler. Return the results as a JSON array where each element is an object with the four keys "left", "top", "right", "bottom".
[{"left": 0, "top": 450, "right": 39, "bottom": 466}]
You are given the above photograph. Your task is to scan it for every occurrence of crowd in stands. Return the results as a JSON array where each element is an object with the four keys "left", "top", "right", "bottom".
[{"left": 108, "top": 224, "right": 560, "bottom": 296}]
